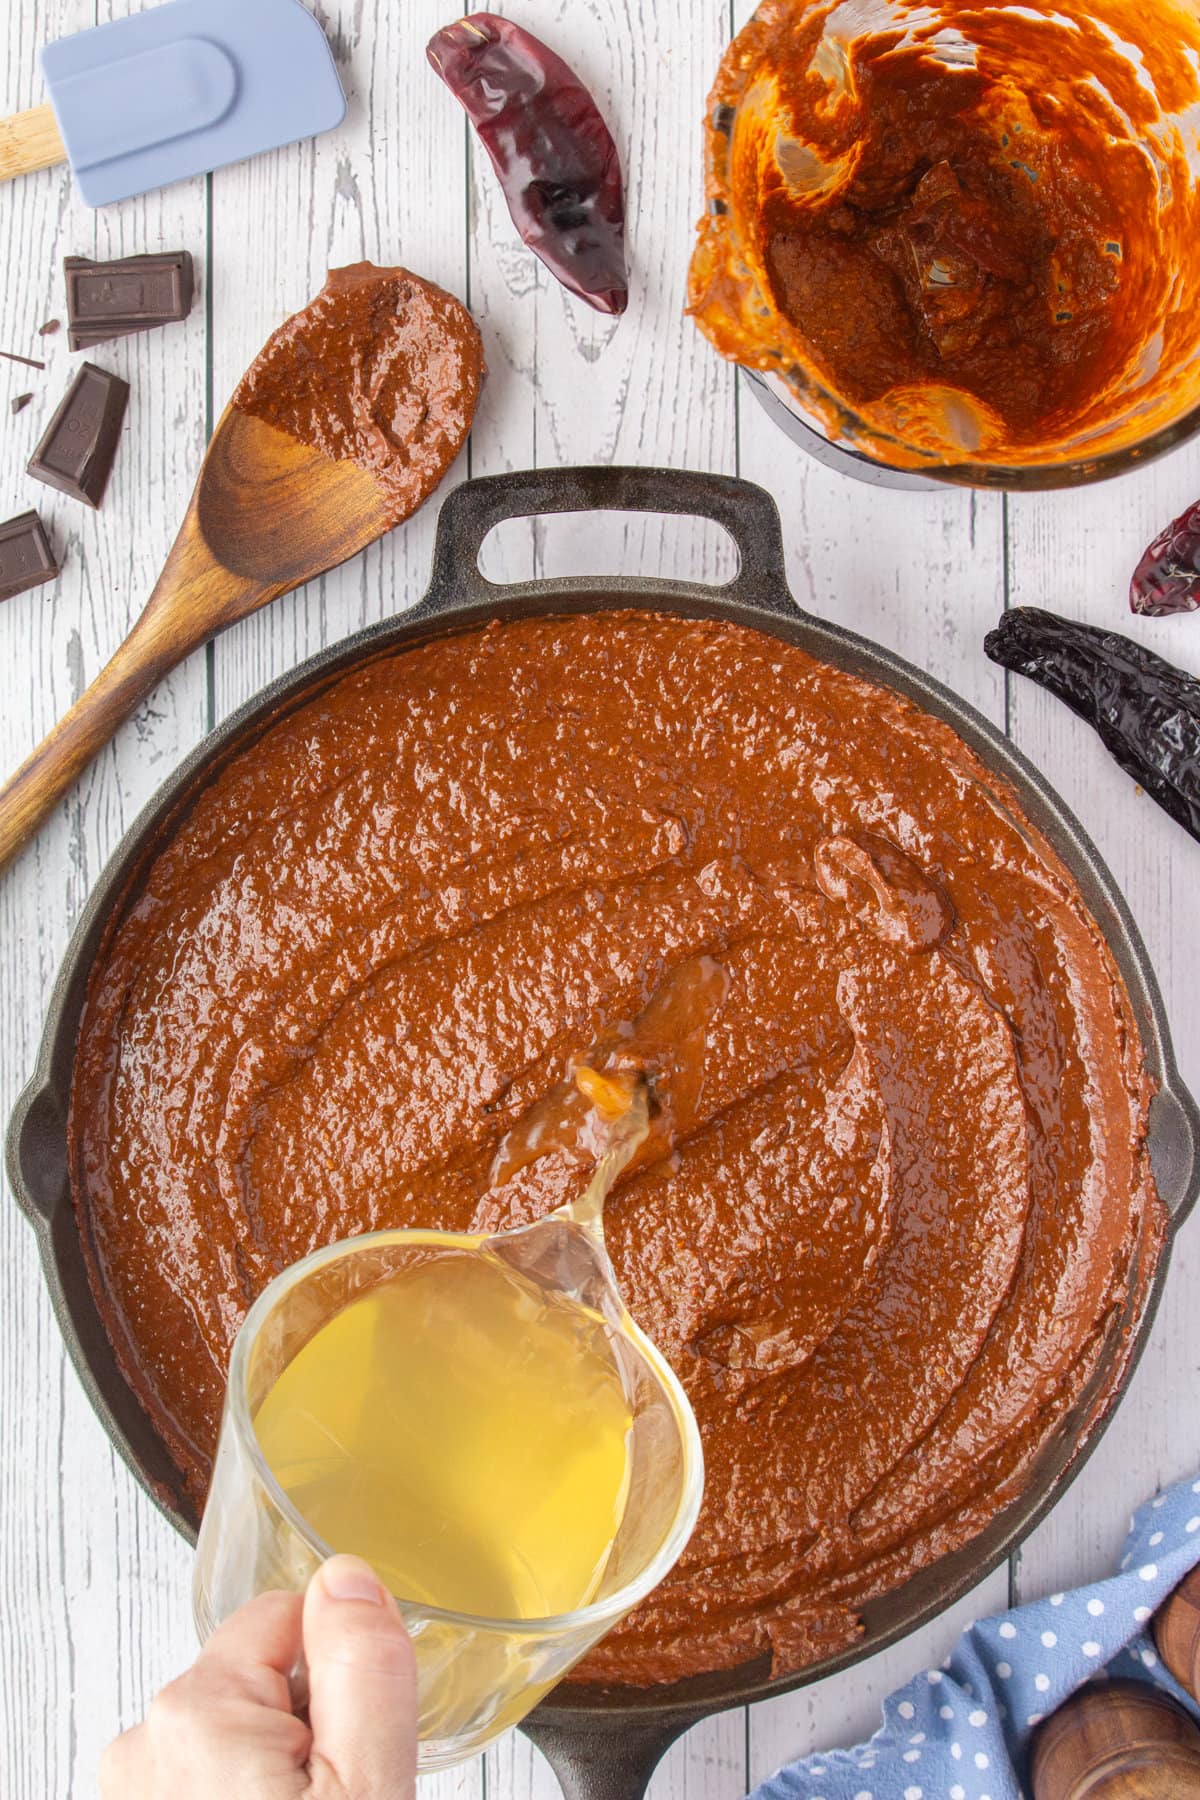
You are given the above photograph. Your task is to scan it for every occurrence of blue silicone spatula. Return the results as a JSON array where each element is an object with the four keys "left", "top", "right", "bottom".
[{"left": 0, "top": 0, "right": 345, "bottom": 206}]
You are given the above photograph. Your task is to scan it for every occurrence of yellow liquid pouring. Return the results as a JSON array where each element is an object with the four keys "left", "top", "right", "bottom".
[{"left": 253, "top": 1245, "right": 634, "bottom": 1620}]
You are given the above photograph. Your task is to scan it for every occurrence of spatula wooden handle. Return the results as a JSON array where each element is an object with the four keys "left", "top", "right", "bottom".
[{"left": 0, "top": 104, "right": 67, "bottom": 181}]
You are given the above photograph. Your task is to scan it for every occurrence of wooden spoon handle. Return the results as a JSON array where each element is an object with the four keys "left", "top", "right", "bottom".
[
  {"left": 0, "top": 609, "right": 183, "bottom": 874},
  {"left": 0, "top": 502, "right": 271, "bottom": 875}
]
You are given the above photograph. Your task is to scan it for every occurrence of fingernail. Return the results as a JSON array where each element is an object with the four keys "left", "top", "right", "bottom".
[{"left": 320, "top": 1554, "right": 386, "bottom": 1605}]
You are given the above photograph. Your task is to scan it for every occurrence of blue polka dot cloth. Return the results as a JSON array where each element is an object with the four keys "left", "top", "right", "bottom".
[{"left": 748, "top": 1468, "right": 1200, "bottom": 1800}]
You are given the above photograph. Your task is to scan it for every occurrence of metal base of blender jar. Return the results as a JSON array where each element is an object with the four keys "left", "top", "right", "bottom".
[{"left": 741, "top": 367, "right": 947, "bottom": 492}]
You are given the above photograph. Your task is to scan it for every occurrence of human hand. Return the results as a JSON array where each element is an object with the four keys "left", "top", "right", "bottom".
[{"left": 100, "top": 1555, "right": 417, "bottom": 1799}]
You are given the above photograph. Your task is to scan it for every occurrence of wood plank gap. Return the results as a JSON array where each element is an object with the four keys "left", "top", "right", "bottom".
[
  {"left": 55, "top": 1352, "right": 78, "bottom": 1791},
  {"left": 744, "top": 1702, "right": 752, "bottom": 1795}
]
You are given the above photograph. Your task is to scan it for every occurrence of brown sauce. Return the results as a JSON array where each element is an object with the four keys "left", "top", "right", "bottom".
[
  {"left": 68, "top": 612, "right": 1163, "bottom": 1684},
  {"left": 233, "top": 262, "right": 484, "bottom": 524}
]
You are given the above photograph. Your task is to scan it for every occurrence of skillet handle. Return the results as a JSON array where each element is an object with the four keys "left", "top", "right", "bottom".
[
  {"left": 1148, "top": 1081, "right": 1200, "bottom": 1227},
  {"left": 5, "top": 1076, "right": 65, "bottom": 1228},
  {"left": 520, "top": 1714, "right": 689, "bottom": 1800},
  {"left": 423, "top": 465, "right": 793, "bottom": 616}
]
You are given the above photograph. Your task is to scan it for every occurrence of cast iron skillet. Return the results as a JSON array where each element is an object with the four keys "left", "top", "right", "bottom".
[{"left": 7, "top": 466, "right": 1200, "bottom": 1800}]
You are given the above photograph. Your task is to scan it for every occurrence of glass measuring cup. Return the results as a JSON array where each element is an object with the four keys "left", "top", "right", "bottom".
[
  {"left": 192, "top": 1147, "right": 704, "bottom": 1770},
  {"left": 690, "top": 0, "right": 1200, "bottom": 488}
]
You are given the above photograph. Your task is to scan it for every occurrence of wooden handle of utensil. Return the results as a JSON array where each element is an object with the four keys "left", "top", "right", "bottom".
[
  {"left": 0, "top": 521, "right": 260, "bottom": 876},
  {"left": 0, "top": 104, "right": 68, "bottom": 181},
  {"left": 0, "top": 609, "right": 184, "bottom": 873}
]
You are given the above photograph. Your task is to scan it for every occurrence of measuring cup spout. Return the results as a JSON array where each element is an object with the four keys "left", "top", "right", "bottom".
[
  {"left": 487, "top": 1203, "right": 624, "bottom": 1324},
  {"left": 484, "top": 1071, "right": 652, "bottom": 1325},
  {"left": 560, "top": 1073, "right": 651, "bottom": 1233}
]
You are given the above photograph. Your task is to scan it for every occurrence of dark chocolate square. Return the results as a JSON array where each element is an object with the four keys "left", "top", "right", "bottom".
[
  {"left": 0, "top": 510, "right": 59, "bottom": 602},
  {"left": 28, "top": 362, "right": 130, "bottom": 508},
  {"left": 65, "top": 252, "right": 194, "bottom": 351}
]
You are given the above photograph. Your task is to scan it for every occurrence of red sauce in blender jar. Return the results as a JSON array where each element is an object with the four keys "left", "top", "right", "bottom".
[{"left": 690, "top": 0, "right": 1200, "bottom": 467}]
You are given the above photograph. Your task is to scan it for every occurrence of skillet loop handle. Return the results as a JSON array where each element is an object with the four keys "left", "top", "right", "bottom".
[
  {"left": 1148, "top": 1083, "right": 1200, "bottom": 1226},
  {"left": 520, "top": 1714, "right": 688, "bottom": 1800},
  {"left": 5, "top": 1078, "right": 67, "bottom": 1227},
  {"left": 424, "top": 466, "right": 793, "bottom": 616}
]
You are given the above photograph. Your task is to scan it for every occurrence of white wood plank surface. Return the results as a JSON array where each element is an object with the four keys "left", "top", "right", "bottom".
[
  {"left": 1003, "top": 453, "right": 1200, "bottom": 1608},
  {"left": 1, "top": 2, "right": 209, "bottom": 1794},
  {"left": 1, "top": 0, "right": 1198, "bottom": 1795}
]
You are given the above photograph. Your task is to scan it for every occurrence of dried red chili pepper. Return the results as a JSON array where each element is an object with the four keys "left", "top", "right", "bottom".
[
  {"left": 1130, "top": 498, "right": 1200, "bottom": 616},
  {"left": 427, "top": 13, "right": 627, "bottom": 316},
  {"left": 985, "top": 607, "right": 1200, "bottom": 841}
]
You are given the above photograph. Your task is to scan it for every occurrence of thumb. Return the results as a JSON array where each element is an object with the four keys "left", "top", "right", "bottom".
[{"left": 303, "top": 1555, "right": 418, "bottom": 1799}]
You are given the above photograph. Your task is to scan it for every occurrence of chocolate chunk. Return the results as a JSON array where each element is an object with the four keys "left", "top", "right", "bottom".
[
  {"left": 0, "top": 349, "right": 46, "bottom": 370},
  {"left": 28, "top": 362, "right": 129, "bottom": 508},
  {"left": 11, "top": 393, "right": 32, "bottom": 415},
  {"left": 0, "top": 511, "right": 59, "bottom": 602},
  {"left": 38, "top": 318, "right": 60, "bottom": 336},
  {"left": 65, "top": 252, "right": 194, "bottom": 351}
]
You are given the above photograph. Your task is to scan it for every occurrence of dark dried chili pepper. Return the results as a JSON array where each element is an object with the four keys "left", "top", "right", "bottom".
[
  {"left": 985, "top": 607, "right": 1200, "bottom": 841},
  {"left": 1130, "top": 497, "right": 1200, "bottom": 616},
  {"left": 427, "top": 13, "right": 627, "bottom": 316}
]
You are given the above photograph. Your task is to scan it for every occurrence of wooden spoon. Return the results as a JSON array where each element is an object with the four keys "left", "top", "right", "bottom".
[{"left": 0, "top": 405, "right": 393, "bottom": 876}]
